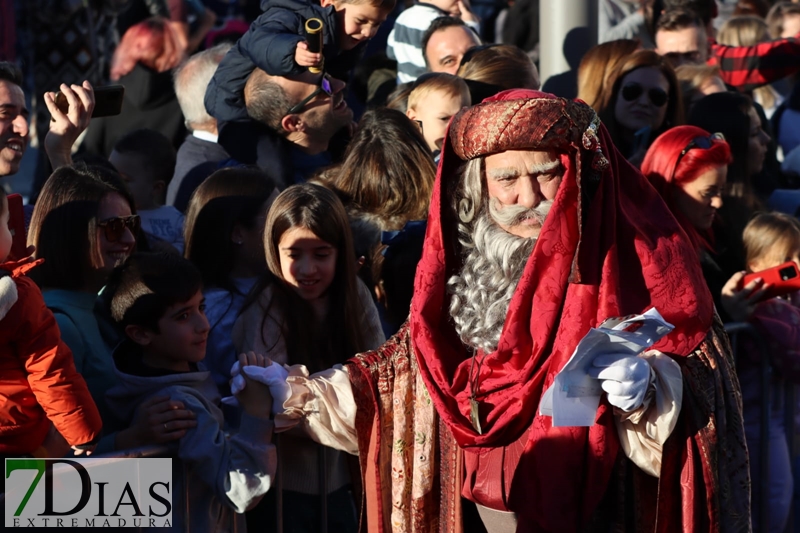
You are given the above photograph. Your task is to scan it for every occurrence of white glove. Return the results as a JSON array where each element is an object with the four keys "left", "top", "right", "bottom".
[
  {"left": 225, "top": 361, "right": 291, "bottom": 416},
  {"left": 588, "top": 353, "right": 653, "bottom": 412}
]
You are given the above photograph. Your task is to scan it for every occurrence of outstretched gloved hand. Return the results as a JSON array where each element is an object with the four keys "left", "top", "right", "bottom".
[
  {"left": 587, "top": 353, "right": 653, "bottom": 412},
  {"left": 225, "top": 358, "right": 291, "bottom": 416}
]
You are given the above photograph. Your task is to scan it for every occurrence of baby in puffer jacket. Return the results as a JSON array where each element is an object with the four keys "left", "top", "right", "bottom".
[{"left": 0, "top": 188, "right": 102, "bottom": 457}]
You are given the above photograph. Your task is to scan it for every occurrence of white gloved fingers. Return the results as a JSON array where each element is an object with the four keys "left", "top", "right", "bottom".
[
  {"left": 590, "top": 355, "right": 653, "bottom": 412},
  {"left": 592, "top": 365, "right": 631, "bottom": 382},
  {"left": 229, "top": 361, "right": 242, "bottom": 378},
  {"left": 240, "top": 364, "right": 292, "bottom": 416},
  {"left": 593, "top": 356, "right": 650, "bottom": 380},
  {"left": 600, "top": 379, "right": 626, "bottom": 396},
  {"left": 607, "top": 394, "right": 640, "bottom": 412},
  {"left": 230, "top": 373, "right": 246, "bottom": 395},
  {"left": 241, "top": 363, "right": 289, "bottom": 384}
]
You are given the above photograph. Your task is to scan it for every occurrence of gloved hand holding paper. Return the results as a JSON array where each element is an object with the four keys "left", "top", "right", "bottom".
[{"left": 539, "top": 308, "right": 674, "bottom": 427}]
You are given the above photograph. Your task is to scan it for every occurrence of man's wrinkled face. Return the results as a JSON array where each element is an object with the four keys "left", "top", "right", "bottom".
[
  {"left": 655, "top": 25, "right": 708, "bottom": 68},
  {"left": 0, "top": 80, "right": 28, "bottom": 177},
  {"left": 484, "top": 149, "right": 564, "bottom": 239},
  {"left": 425, "top": 26, "right": 481, "bottom": 75}
]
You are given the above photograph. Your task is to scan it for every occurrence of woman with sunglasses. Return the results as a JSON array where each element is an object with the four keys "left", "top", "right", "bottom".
[
  {"left": 28, "top": 164, "right": 197, "bottom": 453},
  {"left": 641, "top": 126, "right": 734, "bottom": 314},
  {"left": 597, "top": 50, "right": 684, "bottom": 166}
]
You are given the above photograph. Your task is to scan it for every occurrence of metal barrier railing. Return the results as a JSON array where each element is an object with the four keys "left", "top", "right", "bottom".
[
  {"left": 725, "top": 322, "right": 796, "bottom": 533},
  {"left": 272, "top": 435, "right": 330, "bottom": 533}
]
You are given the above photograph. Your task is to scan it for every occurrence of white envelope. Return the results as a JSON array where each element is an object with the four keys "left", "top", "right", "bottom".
[{"left": 539, "top": 308, "right": 674, "bottom": 427}]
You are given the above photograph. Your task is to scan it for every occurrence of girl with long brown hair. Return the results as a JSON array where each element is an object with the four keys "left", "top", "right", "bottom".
[{"left": 233, "top": 183, "right": 383, "bottom": 532}]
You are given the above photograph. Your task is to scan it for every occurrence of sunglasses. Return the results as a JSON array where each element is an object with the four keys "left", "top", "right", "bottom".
[
  {"left": 97, "top": 215, "right": 140, "bottom": 242},
  {"left": 675, "top": 132, "right": 726, "bottom": 169},
  {"left": 286, "top": 73, "right": 334, "bottom": 115},
  {"left": 620, "top": 83, "right": 668, "bottom": 107}
]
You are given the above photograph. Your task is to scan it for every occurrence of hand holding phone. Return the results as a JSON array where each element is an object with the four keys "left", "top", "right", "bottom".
[
  {"left": 43, "top": 81, "right": 100, "bottom": 169},
  {"left": 54, "top": 85, "right": 124, "bottom": 119},
  {"left": 741, "top": 261, "right": 800, "bottom": 300}
]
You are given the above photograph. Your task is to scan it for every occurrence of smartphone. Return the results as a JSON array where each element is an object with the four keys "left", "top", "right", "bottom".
[
  {"left": 54, "top": 85, "right": 125, "bottom": 118},
  {"left": 7, "top": 193, "right": 27, "bottom": 260},
  {"left": 742, "top": 261, "right": 800, "bottom": 300}
]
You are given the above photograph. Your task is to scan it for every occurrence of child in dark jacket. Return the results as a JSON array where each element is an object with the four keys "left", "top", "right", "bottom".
[
  {"left": 205, "top": 0, "right": 395, "bottom": 126},
  {"left": 104, "top": 252, "right": 276, "bottom": 533},
  {"left": 0, "top": 188, "right": 102, "bottom": 457},
  {"left": 737, "top": 212, "right": 800, "bottom": 532}
]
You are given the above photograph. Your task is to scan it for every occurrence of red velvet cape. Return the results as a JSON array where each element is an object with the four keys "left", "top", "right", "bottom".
[{"left": 409, "top": 91, "right": 715, "bottom": 530}]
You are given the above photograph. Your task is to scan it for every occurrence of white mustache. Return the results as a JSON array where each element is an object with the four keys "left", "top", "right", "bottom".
[{"left": 488, "top": 197, "right": 553, "bottom": 227}]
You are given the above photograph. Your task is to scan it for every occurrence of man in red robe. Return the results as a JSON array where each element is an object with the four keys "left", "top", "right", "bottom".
[{"left": 347, "top": 90, "right": 750, "bottom": 532}]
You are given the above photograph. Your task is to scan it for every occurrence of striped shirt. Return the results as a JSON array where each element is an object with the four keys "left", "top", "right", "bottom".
[{"left": 387, "top": 3, "right": 480, "bottom": 83}]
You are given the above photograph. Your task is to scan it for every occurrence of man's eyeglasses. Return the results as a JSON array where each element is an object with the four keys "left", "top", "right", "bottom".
[
  {"left": 620, "top": 83, "right": 668, "bottom": 107},
  {"left": 97, "top": 215, "right": 140, "bottom": 242},
  {"left": 286, "top": 73, "right": 334, "bottom": 115},
  {"left": 675, "top": 132, "right": 726, "bottom": 169}
]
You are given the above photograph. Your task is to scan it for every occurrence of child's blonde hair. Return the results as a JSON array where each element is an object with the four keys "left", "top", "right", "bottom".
[
  {"left": 743, "top": 212, "right": 800, "bottom": 271},
  {"left": 407, "top": 72, "right": 471, "bottom": 111}
]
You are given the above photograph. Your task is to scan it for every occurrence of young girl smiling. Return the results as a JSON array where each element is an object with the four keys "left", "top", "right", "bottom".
[{"left": 233, "top": 182, "right": 383, "bottom": 532}]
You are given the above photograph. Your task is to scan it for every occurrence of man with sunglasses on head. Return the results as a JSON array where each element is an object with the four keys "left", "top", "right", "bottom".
[{"left": 208, "top": 68, "right": 352, "bottom": 189}]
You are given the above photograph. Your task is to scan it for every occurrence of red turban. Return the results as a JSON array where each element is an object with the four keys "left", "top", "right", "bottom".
[{"left": 409, "top": 90, "right": 714, "bottom": 529}]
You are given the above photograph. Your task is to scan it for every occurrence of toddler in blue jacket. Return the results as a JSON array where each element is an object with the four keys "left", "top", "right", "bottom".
[{"left": 205, "top": 0, "right": 395, "bottom": 127}]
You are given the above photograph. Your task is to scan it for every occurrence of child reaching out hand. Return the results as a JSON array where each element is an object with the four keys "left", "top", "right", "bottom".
[
  {"left": 105, "top": 252, "right": 276, "bottom": 533},
  {"left": 734, "top": 212, "right": 800, "bottom": 531},
  {"left": 233, "top": 183, "right": 384, "bottom": 530}
]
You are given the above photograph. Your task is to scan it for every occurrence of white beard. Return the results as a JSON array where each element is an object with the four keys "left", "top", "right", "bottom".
[{"left": 447, "top": 211, "right": 536, "bottom": 353}]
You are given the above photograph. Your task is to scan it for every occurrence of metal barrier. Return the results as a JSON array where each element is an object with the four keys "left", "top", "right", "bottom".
[
  {"left": 272, "top": 435, "right": 330, "bottom": 533},
  {"left": 725, "top": 322, "right": 796, "bottom": 533}
]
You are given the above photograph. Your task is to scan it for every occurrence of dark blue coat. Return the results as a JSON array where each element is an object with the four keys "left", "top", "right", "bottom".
[{"left": 204, "top": 0, "right": 365, "bottom": 126}]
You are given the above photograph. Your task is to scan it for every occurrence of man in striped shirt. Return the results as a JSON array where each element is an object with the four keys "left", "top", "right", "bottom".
[{"left": 387, "top": 0, "right": 480, "bottom": 83}]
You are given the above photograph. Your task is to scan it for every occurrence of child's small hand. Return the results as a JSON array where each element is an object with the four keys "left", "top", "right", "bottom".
[
  {"left": 457, "top": 0, "right": 479, "bottom": 23},
  {"left": 295, "top": 41, "right": 322, "bottom": 68},
  {"left": 234, "top": 352, "right": 274, "bottom": 419},
  {"left": 722, "top": 271, "right": 768, "bottom": 322}
]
